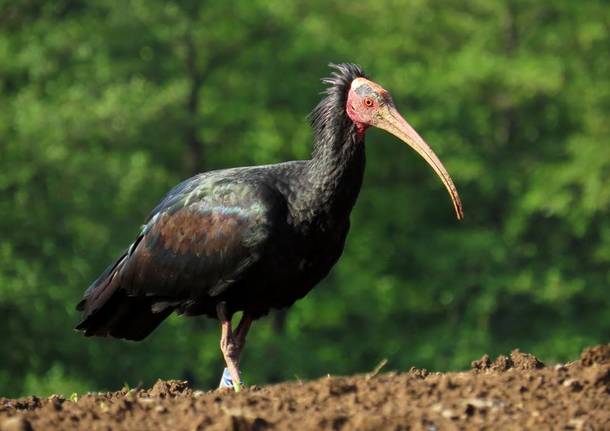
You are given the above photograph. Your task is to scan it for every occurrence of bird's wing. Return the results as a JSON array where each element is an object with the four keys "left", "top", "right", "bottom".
[{"left": 78, "top": 172, "right": 280, "bottom": 320}]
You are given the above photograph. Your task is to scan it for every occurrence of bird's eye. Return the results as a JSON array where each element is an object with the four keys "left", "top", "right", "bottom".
[{"left": 364, "top": 97, "right": 374, "bottom": 108}]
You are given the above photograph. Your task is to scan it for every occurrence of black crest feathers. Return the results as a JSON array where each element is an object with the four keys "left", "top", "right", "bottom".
[
  {"left": 321, "top": 63, "right": 367, "bottom": 96},
  {"left": 309, "top": 63, "right": 367, "bottom": 152}
]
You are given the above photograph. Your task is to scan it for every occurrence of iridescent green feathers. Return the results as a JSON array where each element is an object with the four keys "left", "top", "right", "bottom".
[{"left": 76, "top": 172, "right": 276, "bottom": 339}]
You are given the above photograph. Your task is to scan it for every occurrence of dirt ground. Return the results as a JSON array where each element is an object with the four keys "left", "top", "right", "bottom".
[{"left": 1, "top": 345, "right": 609, "bottom": 431}]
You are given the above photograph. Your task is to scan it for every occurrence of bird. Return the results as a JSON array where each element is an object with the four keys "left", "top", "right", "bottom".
[{"left": 75, "top": 63, "right": 463, "bottom": 391}]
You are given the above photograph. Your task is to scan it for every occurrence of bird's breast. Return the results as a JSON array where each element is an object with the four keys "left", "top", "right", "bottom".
[{"left": 268, "top": 217, "right": 351, "bottom": 286}]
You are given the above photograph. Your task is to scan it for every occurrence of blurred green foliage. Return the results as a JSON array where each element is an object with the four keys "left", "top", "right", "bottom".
[{"left": 0, "top": 0, "right": 608, "bottom": 397}]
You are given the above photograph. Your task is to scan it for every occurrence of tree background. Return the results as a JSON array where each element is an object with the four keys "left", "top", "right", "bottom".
[{"left": 0, "top": 0, "right": 608, "bottom": 396}]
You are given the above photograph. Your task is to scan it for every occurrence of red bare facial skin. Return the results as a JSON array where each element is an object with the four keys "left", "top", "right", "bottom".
[
  {"left": 345, "top": 96, "right": 370, "bottom": 135},
  {"left": 346, "top": 77, "right": 391, "bottom": 135}
]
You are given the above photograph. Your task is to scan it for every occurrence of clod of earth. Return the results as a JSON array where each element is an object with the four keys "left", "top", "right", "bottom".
[{"left": 1, "top": 345, "right": 610, "bottom": 430}]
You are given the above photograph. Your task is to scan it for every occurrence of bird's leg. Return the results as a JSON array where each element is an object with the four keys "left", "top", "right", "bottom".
[
  {"left": 234, "top": 313, "right": 253, "bottom": 352},
  {"left": 217, "top": 302, "right": 241, "bottom": 390},
  {"left": 217, "top": 302, "right": 244, "bottom": 391}
]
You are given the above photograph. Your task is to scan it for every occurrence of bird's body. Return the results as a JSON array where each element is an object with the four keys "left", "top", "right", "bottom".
[{"left": 76, "top": 64, "right": 462, "bottom": 390}]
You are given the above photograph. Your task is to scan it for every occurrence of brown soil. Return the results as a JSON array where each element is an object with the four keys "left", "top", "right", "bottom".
[{"left": 2, "top": 345, "right": 610, "bottom": 431}]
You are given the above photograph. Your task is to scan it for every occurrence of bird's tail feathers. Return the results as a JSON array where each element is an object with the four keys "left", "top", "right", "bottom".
[{"left": 75, "top": 251, "right": 174, "bottom": 341}]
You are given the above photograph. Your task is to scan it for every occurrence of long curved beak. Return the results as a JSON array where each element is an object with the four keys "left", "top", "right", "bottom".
[{"left": 373, "top": 104, "right": 464, "bottom": 220}]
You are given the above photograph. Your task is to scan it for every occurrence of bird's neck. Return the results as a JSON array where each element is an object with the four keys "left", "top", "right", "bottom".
[{"left": 295, "top": 113, "right": 366, "bottom": 225}]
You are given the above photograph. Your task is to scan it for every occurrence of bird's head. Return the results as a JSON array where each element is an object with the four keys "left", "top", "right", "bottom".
[{"left": 346, "top": 75, "right": 464, "bottom": 220}]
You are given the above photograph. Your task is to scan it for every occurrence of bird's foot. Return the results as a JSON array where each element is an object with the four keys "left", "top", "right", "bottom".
[{"left": 218, "top": 367, "right": 244, "bottom": 391}]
